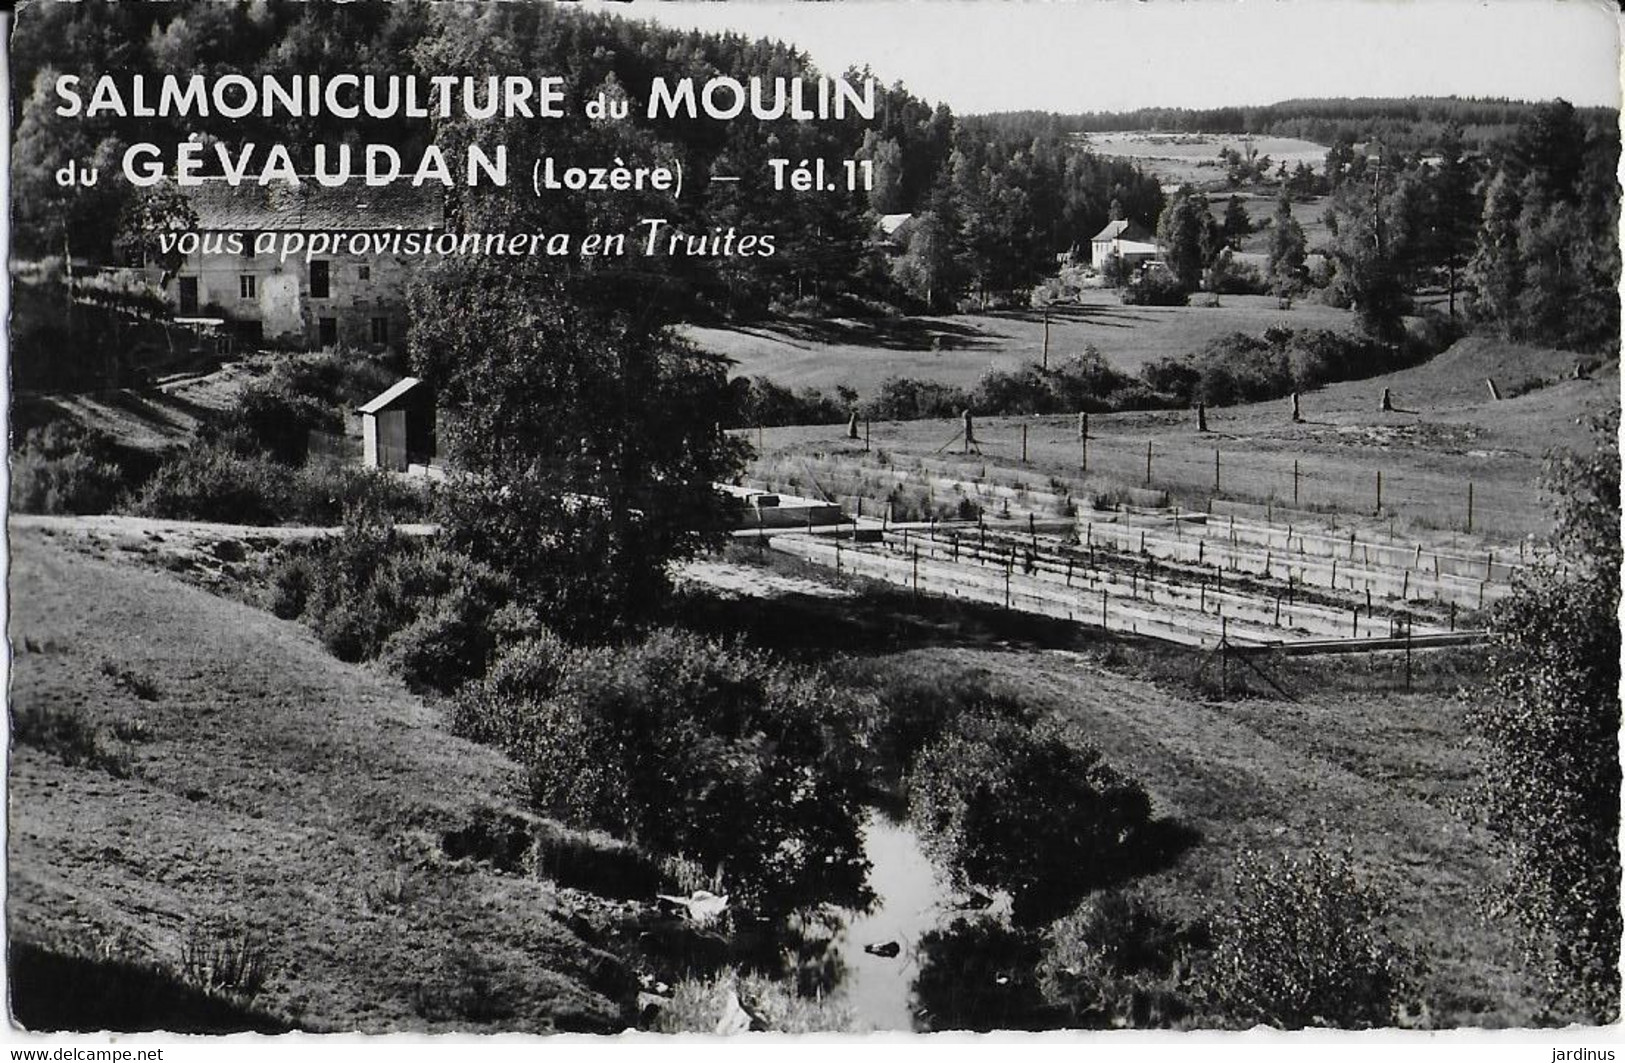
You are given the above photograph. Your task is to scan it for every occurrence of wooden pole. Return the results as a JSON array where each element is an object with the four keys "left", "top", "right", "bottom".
[
  {"left": 1021, "top": 423, "right": 1029, "bottom": 463},
  {"left": 1213, "top": 449, "right": 1221, "bottom": 492},
  {"left": 1144, "top": 440, "right": 1153, "bottom": 485},
  {"left": 1375, "top": 469, "right": 1383, "bottom": 513},
  {"left": 1466, "top": 481, "right": 1474, "bottom": 533},
  {"left": 1042, "top": 307, "right": 1050, "bottom": 371},
  {"left": 1293, "top": 459, "right": 1300, "bottom": 506},
  {"left": 864, "top": 419, "right": 871, "bottom": 452}
]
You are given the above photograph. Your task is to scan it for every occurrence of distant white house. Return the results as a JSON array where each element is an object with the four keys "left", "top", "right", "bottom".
[{"left": 1089, "top": 219, "right": 1159, "bottom": 271}]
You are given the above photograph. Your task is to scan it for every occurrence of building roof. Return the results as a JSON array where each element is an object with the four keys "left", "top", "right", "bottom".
[
  {"left": 183, "top": 180, "right": 444, "bottom": 232},
  {"left": 877, "top": 212, "right": 914, "bottom": 236},
  {"left": 1114, "top": 240, "right": 1160, "bottom": 257},
  {"left": 358, "top": 376, "right": 427, "bottom": 415},
  {"left": 1090, "top": 218, "right": 1152, "bottom": 243}
]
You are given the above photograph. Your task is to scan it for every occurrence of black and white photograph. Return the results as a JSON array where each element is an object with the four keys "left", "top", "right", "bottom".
[{"left": 4, "top": 0, "right": 1622, "bottom": 1044}]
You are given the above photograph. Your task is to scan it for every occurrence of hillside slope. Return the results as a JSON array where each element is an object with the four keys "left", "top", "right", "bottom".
[{"left": 6, "top": 526, "right": 634, "bottom": 1033}]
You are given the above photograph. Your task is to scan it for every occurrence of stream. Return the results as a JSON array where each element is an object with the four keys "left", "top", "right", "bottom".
[{"left": 827, "top": 808, "right": 1011, "bottom": 1031}]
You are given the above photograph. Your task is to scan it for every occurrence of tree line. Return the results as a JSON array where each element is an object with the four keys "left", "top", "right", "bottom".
[{"left": 11, "top": 0, "right": 1163, "bottom": 323}]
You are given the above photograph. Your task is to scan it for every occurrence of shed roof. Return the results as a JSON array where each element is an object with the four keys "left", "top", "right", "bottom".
[
  {"left": 184, "top": 179, "right": 444, "bottom": 232},
  {"left": 358, "top": 376, "right": 427, "bottom": 415}
]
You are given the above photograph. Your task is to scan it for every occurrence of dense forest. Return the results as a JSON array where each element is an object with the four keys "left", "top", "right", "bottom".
[{"left": 983, "top": 97, "right": 1620, "bottom": 155}]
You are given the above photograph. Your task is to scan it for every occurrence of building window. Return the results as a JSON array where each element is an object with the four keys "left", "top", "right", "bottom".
[
  {"left": 370, "top": 317, "right": 389, "bottom": 344},
  {"left": 310, "top": 260, "right": 330, "bottom": 299},
  {"left": 239, "top": 275, "right": 256, "bottom": 299},
  {"left": 357, "top": 264, "right": 372, "bottom": 282}
]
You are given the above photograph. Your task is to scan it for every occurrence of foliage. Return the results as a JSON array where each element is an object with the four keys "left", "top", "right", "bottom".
[
  {"left": 1467, "top": 100, "right": 1619, "bottom": 354},
  {"left": 411, "top": 265, "right": 745, "bottom": 641},
  {"left": 908, "top": 711, "right": 1152, "bottom": 925},
  {"left": 179, "top": 920, "right": 271, "bottom": 1002},
  {"left": 272, "top": 508, "right": 513, "bottom": 678},
  {"left": 727, "top": 376, "right": 849, "bottom": 429},
  {"left": 1157, "top": 186, "right": 1221, "bottom": 292},
  {"left": 835, "top": 660, "right": 1037, "bottom": 777},
  {"left": 912, "top": 918, "right": 1058, "bottom": 1031},
  {"left": 1037, "top": 889, "right": 1200, "bottom": 1028},
  {"left": 129, "top": 442, "right": 426, "bottom": 526},
  {"left": 10, "top": 422, "right": 132, "bottom": 515},
  {"left": 1204, "top": 849, "right": 1416, "bottom": 1029},
  {"left": 1470, "top": 414, "right": 1620, "bottom": 1022},
  {"left": 454, "top": 629, "right": 874, "bottom": 914},
  {"left": 651, "top": 970, "right": 854, "bottom": 1034},
  {"left": 1140, "top": 326, "right": 1406, "bottom": 407},
  {"left": 1120, "top": 269, "right": 1189, "bottom": 307},
  {"left": 1265, "top": 193, "right": 1309, "bottom": 297}
]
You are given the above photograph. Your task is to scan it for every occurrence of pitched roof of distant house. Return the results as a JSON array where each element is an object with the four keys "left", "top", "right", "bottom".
[
  {"left": 1091, "top": 218, "right": 1153, "bottom": 243},
  {"left": 183, "top": 179, "right": 444, "bottom": 232},
  {"left": 877, "top": 212, "right": 914, "bottom": 236},
  {"left": 358, "top": 376, "right": 427, "bottom": 415}
]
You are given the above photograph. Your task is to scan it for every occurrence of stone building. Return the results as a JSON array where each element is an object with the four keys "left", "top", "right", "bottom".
[{"left": 171, "top": 180, "right": 443, "bottom": 352}]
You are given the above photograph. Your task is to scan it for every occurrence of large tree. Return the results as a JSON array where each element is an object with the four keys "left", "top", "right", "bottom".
[
  {"left": 409, "top": 263, "right": 746, "bottom": 639},
  {"left": 1157, "top": 186, "right": 1220, "bottom": 293},
  {"left": 1265, "top": 192, "right": 1308, "bottom": 298}
]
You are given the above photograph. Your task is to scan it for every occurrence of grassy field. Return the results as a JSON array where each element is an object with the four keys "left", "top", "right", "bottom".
[
  {"left": 688, "top": 292, "right": 1361, "bottom": 399},
  {"left": 745, "top": 337, "right": 1613, "bottom": 541},
  {"left": 6, "top": 524, "right": 636, "bottom": 1033},
  {"left": 1078, "top": 131, "right": 1330, "bottom": 190}
]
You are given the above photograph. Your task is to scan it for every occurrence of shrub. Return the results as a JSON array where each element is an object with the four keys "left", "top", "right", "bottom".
[
  {"left": 458, "top": 629, "right": 872, "bottom": 914},
  {"left": 128, "top": 443, "right": 298, "bottom": 525},
  {"left": 1205, "top": 849, "right": 1415, "bottom": 1028},
  {"left": 130, "top": 442, "right": 429, "bottom": 527},
  {"left": 909, "top": 712, "right": 1153, "bottom": 925},
  {"left": 282, "top": 514, "right": 511, "bottom": 668},
  {"left": 10, "top": 422, "right": 131, "bottom": 515},
  {"left": 1038, "top": 890, "right": 1199, "bottom": 1028},
  {"left": 1121, "top": 270, "right": 1189, "bottom": 307},
  {"left": 863, "top": 376, "right": 973, "bottom": 422}
]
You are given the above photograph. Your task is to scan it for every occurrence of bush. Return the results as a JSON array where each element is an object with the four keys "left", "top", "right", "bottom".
[
  {"left": 1205, "top": 849, "right": 1415, "bottom": 1028},
  {"left": 863, "top": 376, "right": 973, "bottom": 422},
  {"left": 1121, "top": 270, "right": 1189, "bottom": 307},
  {"left": 129, "top": 444, "right": 299, "bottom": 525},
  {"left": 282, "top": 514, "right": 511, "bottom": 668},
  {"left": 1038, "top": 890, "right": 1200, "bottom": 1028},
  {"left": 130, "top": 442, "right": 429, "bottom": 526},
  {"left": 457, "top": 629, "right": 873, "bottom": 914},
  {"left": 909, "top": 712, "right": 1153, "bottom": 925},
  {"left": 10, "top": 422, "right": 131, "bottom": 514},
  {"left": 837, "top": 661, "right": 1035, "bottom": 776}
]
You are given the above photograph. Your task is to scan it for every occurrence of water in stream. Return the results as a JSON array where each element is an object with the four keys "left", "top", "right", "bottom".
[{"left": 829, "top": 808, "right": 1012, "bottom": 1031}]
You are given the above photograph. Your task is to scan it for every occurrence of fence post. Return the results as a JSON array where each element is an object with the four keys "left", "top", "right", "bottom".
[
  {"left": 1145, "top": 440, "right": 1153, "bottom": 486},
  {"left": 1293, "top": 459, "right": 1300, "bottom": 506},
  {"left": 1466, "top": 481, "right": 1474, "bottom": 533},
  {"left": 1214, "top": 448, "right": 1221, "bottom": 493},
  {"left": 1375, "top": 469, "right": 1383, "bottom": 514},
  {"left": 1021, "top": 423, "right": 1029, "bottom": 463}
]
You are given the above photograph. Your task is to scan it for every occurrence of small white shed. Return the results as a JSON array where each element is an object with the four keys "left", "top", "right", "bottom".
[{"left": 359, "top": 377, "right": 433, "bottom": 471}]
